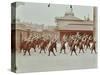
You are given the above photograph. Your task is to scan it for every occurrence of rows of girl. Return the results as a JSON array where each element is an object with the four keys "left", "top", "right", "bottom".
[{"left": 19, "top": 32, "right": 96, "bottom": 56}]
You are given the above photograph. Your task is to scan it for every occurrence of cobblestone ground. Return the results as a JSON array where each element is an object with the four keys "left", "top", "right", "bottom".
[{"left": 16, "top": 43, "right": 97, "bottom": 73}]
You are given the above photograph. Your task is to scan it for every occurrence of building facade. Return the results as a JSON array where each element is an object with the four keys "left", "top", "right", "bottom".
[{"left": 55, "top": 6, "right": 94, "bottom": 40}]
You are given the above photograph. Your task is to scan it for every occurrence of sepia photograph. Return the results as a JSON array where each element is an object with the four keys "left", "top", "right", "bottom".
[{"left": 11, "top": 2, "right": 97, "bottom": 73}]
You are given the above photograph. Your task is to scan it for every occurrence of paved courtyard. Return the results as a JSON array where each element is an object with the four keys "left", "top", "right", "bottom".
[{"left": 16, "top": 43, "right": 97, "bottom": 73}]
